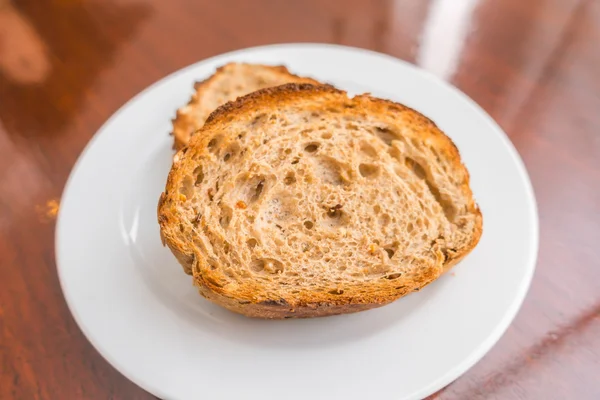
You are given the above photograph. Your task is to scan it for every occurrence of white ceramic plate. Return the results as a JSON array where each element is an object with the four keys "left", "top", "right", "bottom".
[{"left": 56, "top": 44, "right": 538, "bottom": 400}]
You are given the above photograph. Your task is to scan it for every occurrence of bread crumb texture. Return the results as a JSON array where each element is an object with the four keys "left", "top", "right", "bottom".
[{"left": 159, "top": 83, "right": 482, "bottom": 318}]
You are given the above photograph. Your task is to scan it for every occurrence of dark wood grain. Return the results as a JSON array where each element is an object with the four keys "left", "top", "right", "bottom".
[{"left": 0, "top": 0, "right": 598, "bottom": 399}]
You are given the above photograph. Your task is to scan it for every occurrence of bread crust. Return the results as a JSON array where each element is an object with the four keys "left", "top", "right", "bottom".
[{"left": 159, "top": 83, "right": 483, "bottom": 319}]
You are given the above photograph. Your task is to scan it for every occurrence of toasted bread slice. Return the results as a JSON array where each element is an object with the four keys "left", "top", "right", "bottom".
[
  {"left": 171, "top": 63, "right": 319, "bottom": 150},
  {"left": 158, "top": 83, "right": 483, "bottom": 319}
]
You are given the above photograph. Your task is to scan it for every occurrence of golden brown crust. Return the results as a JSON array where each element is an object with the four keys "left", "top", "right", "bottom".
[
  {"left": 196, "top": 285, "right": 390, "bottom": 318},
  {"left": 159, "top": 83, "right": 483, "bottom": 318}
]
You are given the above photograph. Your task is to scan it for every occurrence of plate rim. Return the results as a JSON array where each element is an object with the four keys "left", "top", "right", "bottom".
[{"left": 55, "top": 42, "right": 540, "bottom": 400}]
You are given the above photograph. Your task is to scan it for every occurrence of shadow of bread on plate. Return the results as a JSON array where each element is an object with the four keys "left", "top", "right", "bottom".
[
  {"left": 158, "top": 82, "right": 483, "bottom": 319},
  {"left": 170, "top": 62, "right": 320, "bottom": 150}
]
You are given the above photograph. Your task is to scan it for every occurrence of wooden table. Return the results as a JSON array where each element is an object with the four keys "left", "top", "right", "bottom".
[{"left": 1, "top": 0, "right": 598, "bottom": 398}]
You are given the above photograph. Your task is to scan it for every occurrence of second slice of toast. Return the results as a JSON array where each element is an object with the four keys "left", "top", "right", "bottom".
[{"left": 171, "top": 63, "right": 319, "bottom": 150}]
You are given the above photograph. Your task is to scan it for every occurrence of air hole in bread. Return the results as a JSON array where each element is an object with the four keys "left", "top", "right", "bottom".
[
  {"left": 178, "top": 223, "right": 184, "bottom": 233},
  {"left": 359, "top": 163, "right": 379, "bottom": 178},
  {"left": 284, "top": 172, "right": 296, "bottom": 185},
  {"left": 251, "top": 258, "right": 284, "bottom": 274},
  {"left": 431, "top": 147, "right": 442, "bottom": 163},
  {"left": 321, "top": 132, "right": 332, "bottom": 139},
  {"left": 223, "top": 142, "right": 240, "bottom": 160},
  {"left": 266, "top": 259, "right": 284, "bottom": 274},
  {"left": 314, "top": 158, "right": 344, "bottom": 185},
  {"left": 385, "top": 273, "right": 402, "bottom": 280},
  {"left": 407, "top": 222, "right": 414, "bottom": 233},
  {"left": 223, "top": 242, "right": 230, "bottom": 254},
  {"left": 392, "top": 165, "right": 404, "bottom": 179},
  {"left": 251, "top": 113, "right": 267, "bottom": 127},
  {"left": 304, "top": 143, "right": 319, "bottom": 153},
  {"left": 384, "top": 248, "right": 395, "bottom": 259},
  {"left": 369, "top": 264, "right": 389, "bottom": 275},
  {"left": 304, "top": 220, "right": 314, "bottom": 229},
  {"left": 374, "top": 126, "right": 397, "bottom": 146},
  {"left": 328, "top": 289, "right": 344, "bottom": 295},
  {"left": 404, "top": 156, "right": 458, "bottom": 222},
  {"left": 219, "top": 206, "right": 232, "bottom": 229},
  {"left": 204, "top": 256, "right": 216, "bottom": 270},
  {"left": 250, "top": 258, "right": 265, "bottom": 272},
  {"left": 252, "top": 180, "right": 264, "bottom": 202},
  {"left": 235, "top": 174, "right": 269, "bottom": 204},
  {"left": 405, "top": 157, "right": 426, "bottom": 179},
  {"left": 360, "top": 142, "right": 378, "bottom": 158},
  {"left": 338, "top": 265, "right": 347, "bottom": 271},
  {"left": 291, "top": 157, "right": 300, "bottom": 165},
  {"left": 388, "top": 144, "right": 402, "bottom": 160},
  {"left": 284, "top": 148, "right": 292, "bottom": 154},
  {"left": 193, "top": 166, "right": 204, "bottom": 186},
  {"left": 374, "top": 205, "right": 381, "bottom": 214},
  {"left": 207, "top": 135, "right": 222, "bottom": 151},
  {"left": 179, "top": 175, "right": 194, "bottom": 198},
  {"left": 224, "top": 269, "right": 235, "bottom": 279},
  {"left": 379, "top": 214, "right": 391, "bottom": 226},
  {"left": 424, "top": 206, "right": 434, "bottom": 218},
  {"left": 346, "top": 123, "right": 358, "bottom": 131},
  {"left": 247, "top": 238, "right": 258, "bottom": 249},
  {"left": 323, "top": 210, "right": 345, "bottom": 230}
]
